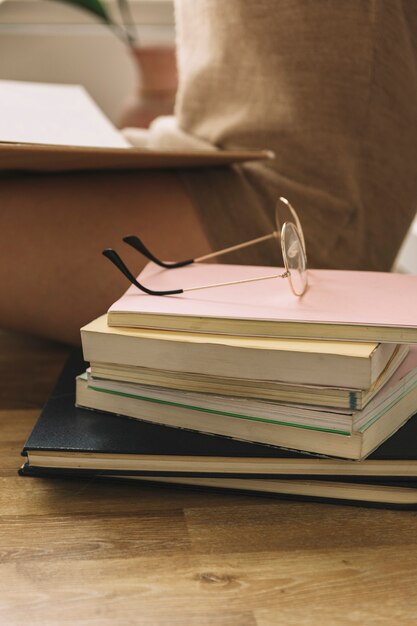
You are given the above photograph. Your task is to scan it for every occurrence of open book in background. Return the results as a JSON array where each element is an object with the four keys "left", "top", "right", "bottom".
[
  {"left": 0, "top": 80, "right": 271, "bottom": 171},
  {"left": 0, "top": 80, "right": 130, "bottom": 149}
]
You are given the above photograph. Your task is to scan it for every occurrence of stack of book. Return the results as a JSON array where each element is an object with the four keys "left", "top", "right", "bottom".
[{"left": 21, "top": 262, "right": 417, "bottom": 508}]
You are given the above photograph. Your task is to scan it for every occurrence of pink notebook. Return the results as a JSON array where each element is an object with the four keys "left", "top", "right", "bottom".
[{"left": 107, "top": 262, "right": 417, "bottom": 343}]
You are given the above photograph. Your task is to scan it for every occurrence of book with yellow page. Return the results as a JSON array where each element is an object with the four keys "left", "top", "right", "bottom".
[
  {"left": 107, "top": 262, "right": 417, "bottom": 343},
  {"left": 81, "top": 315, "right": 405, "bottom": 408},
  {"left": 76, "top": 346, "right": 417, "bottom": 460}
]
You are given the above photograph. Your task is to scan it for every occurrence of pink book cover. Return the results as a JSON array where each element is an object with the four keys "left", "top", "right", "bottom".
[{"left": 107, "top": 262, "right": 417, "bottom": 340}]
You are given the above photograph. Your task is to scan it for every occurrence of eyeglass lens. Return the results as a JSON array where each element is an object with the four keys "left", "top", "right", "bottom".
[{"left": 281, "top": 222, "right": 307, "bottom": 296}]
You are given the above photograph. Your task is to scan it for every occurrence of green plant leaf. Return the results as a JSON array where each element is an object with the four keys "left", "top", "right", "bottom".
[{"left": 53, "top": 0, "right": 111, "bottom": 24}]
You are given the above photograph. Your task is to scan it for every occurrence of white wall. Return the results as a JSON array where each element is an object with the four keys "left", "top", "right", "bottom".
[
  {"left": 0, "top": 0, "right": 174, "bottom": 122},
  {"left": 395, "top": 221, "right": 417, "bottom": 274}
]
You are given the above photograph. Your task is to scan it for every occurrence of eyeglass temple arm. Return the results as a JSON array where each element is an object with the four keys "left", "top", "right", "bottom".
[
  {"left": 123, "top": 231, "right": 278, "bottom": 269},
  {"left": 123, "top": 235, "right": 193, "bottom": 269},
  {"left": 181, "top": 270, "right": 290, "bottom": 293},
  {"left": 102, "top": 249, "right": 184, "bottom": 296},
  {"left": 103, "top": 248, "right": 289, "bottom": 296},
  {"left": 194, "top": 231, "right": 278, "bottom": 262}
]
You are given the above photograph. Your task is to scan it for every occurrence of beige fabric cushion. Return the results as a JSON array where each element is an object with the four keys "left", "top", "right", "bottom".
[{"left": 163, "top": 1, "right": 417, "bottom": 270}]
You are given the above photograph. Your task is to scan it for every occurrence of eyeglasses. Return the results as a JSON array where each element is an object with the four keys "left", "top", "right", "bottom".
[{"left": 103, "top": 197, "right": 308, "bottom": 297}]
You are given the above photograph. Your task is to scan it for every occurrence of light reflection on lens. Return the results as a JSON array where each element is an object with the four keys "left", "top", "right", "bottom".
[{"left": 281, "top": 222, "right": 307, "bottom": 295}]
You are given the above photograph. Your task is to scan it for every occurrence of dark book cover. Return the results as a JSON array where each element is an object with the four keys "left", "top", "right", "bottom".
[{"left": 20, "top": 351, "right": 417, "bottom": 481}]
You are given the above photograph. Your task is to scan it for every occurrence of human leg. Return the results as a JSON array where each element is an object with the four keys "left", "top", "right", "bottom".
[
  {"left": 174, "top": 0, "right": 417, "bottom": 270},
  {"left": 0, "top": 170, "right": 210, "bottom": 344}
]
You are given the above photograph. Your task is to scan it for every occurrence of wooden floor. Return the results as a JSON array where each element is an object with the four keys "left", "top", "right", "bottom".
[{"left": 1, "top": 331, "right": 417, "bottom": 625}]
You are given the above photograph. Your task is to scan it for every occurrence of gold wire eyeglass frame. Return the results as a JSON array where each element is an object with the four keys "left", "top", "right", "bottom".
[{"left": 103, "top": 197, "right": 308, "bottom": 297}]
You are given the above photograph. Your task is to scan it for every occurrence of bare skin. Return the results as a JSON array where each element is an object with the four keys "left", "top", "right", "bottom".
[{"left": 0, "top": 170, "right": 211, "bottom": 345}]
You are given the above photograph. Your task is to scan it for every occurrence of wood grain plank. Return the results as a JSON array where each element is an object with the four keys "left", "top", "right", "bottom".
[
  {"left": 0, "top": 330, "right": 69, "bottom": 409},
  {"left": 0, "top": 476, "right": 264, "bottom": 516},
  {"left": 184, "top": 503, "right": 417, "bottom": 553},
  {"left": 0, "top": 509, "right": 191, "bottom": 563},
  {"left": 256, "top": 609, "right": 417, "bottom": 626},
  {"left": 0, "top": 410, "right": 39, "bottom": 475},
  {"left": 0, "top": 546, "right": 416, "bottom": 625}
]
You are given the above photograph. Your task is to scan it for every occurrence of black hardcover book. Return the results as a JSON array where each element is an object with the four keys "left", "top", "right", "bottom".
[{"left": 19, "top": 352, "right": 417, "bottom": 508}]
